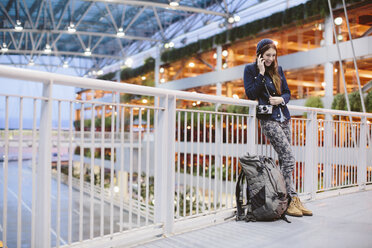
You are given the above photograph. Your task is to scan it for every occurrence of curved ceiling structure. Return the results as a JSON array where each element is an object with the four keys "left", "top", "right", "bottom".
[{"left": 0, "top": 0, "right": 249, "bottom": 75}]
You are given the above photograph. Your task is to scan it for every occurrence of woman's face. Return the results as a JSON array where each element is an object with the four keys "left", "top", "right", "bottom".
[{"left": 262, "top": 48, "right": 276, "bottom": 67}]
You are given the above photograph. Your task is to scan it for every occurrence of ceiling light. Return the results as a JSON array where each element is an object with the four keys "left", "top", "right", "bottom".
[
  {"left": 188, "top": 62, "right": 195, "bottom": 67},
  {"left": 142, "top": 99, "right": 148, "bottom": 104},
  {"left": 334, "top": 17, "right": 343, "bottom": 26},
  {"left": 222, "top": 63, "right": 228, "bottom": 69},
  {"left": 117, "top": 27, "right": 125, "bottom": 37},
  {"left": 14, "top": 20, "right": 23, "bottom": 31},
  {"left": 125, "top": 58, "right": 133, "bottom": 67},
  {"left": 337, "top": 34, "right": 343, "bottom": 41},
  {"left": 160, "top": 67, "right": 165, "bottom": 73},
  {"left": 169, "top": 1, "right": 179, "bottom": 7},
  {"left": 273, "top": 40, "right": 279, "bottom": 46},
  {"left": 232, "top": 94, "right": 239, "bottom": 99},
  {"left": 160, "top": 78, "right": 165, "bottom": 83},
  {"left": 164, "top": 43, "right": 169, "bottom": 49},
  {"left": 84, "top": 48, "right": 91, "bottom": 56},
  {"left": 168, "top": 42, "right": 174, "bottom": 48},
  {"left": 44, "top": 44, "right": 52, "bottom": 53},
  {"left": 227, "top": 16, "right": 235, "bottom": 24},
  {"left": 1, "top": 43, "right": 8, "bottom": 52},
  {"left": 28, "top": 59, "right": 35, "bottom": 66},
  {"left": 97, "top": 70, "right": 103, "bottom": 75},
  {"left": 63, "top": 61, "right": 69, "bottom": 68},
  {"left": 213, "top": 53, "right": 217, "bottom": 59},
  {"left": 141, "top": 76, "right": 146, "bottom": 80},
  {"left": 321, "top": 82, "right": 326, "bottom": 87},
  {"left": 234, "top": 15, "right": 240, "bottom": 22},
  {"left": 68, "top": 23, "right": 76, "bottom": 33},
  {"left": 222, "top": 50, "right": 228, "bottom": 57}
]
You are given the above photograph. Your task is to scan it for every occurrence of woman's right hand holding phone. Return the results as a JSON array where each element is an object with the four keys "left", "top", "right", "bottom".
[{"left": 257, "top": 54, "right": 265, "bottom": 76}]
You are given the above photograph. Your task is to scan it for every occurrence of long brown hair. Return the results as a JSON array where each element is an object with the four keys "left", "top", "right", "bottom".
[{"left": 256, "top": 43, "right": 282, "bottom": 95}]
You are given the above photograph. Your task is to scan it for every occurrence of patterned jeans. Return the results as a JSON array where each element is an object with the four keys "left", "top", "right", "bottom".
[{"left": 260, "top": 119, "right": 298, "bottom": 197}]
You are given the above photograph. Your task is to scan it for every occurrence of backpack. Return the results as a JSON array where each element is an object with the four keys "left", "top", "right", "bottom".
[{"left": 235, "top": 153, "right": 289, "bottom": 222}]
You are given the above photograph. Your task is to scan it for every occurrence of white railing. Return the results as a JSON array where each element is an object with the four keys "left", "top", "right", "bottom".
[{"left": 0, "top": 65, "right": 371, "bottom": 248}]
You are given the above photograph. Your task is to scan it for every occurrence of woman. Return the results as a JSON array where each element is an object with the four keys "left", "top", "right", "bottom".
[{"left": 243, "top": 38, "right": 312, "bottom": 217}]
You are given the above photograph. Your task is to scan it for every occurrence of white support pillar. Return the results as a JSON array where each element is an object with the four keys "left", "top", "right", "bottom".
[
  {"left": 35, "top": 81, "right": 53, "bottom": 248},
  {"left": 324, "top": 16, "right": 334, "bottom": 113},
  {"left": 155, "top": 45, "right": 161, "bottom": 87},
  {"left": 154, "top": 94, "right": 176, "bottom": 235},
  {"left": 216, "top": 45, "right": 222, "bottom": 97},
  {"left": 358, "top": 117, "right": 367, "bottom": 190},
  {"left": 304, "top": 111, "right": 318, "bottom": 200}
]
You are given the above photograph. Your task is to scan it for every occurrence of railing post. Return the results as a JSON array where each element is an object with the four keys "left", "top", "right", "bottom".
[
  {"left": 35, "top": 81, "right": 53, "bottom": 248},
  {"left": 247, "top": 106, "right": 256, "bottom": 154},
  {"left": 154, "top": 94, "right": 175, "bottom": 235},
  {"left": 304, "top": 111, "right": 318, "bottom": 199},
  {"left": 358, "top": 117, "right": 367, "bottom": 190}
]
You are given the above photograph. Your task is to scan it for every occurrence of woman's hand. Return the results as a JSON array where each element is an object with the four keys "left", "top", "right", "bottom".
[
  {"left": 269, "top": 96, "right": 284, "bottom": 105},
  {"left": 257, "top": 54, "right": 265, "bottom": 75}
]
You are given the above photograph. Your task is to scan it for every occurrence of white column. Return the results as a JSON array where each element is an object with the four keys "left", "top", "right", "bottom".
[
  {"left": 324, "top": 17, "right": 334, "bottom": 115},
  {"left": 216, "top": 45, "right": 222, "bottom": 97},
  {"left": 155, "top": 45, "right": 161, "bottom": 87},
  {"left": 35, "top": 82, "right": 53, "bottom": 248}
]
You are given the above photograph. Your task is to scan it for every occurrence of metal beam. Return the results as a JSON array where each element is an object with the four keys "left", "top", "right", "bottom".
[
  {"left": 56, "top": 0, "right": 71, "bottom": 29},
  {"left": 4, "top": 49, "right": 123, "bottom": 60},
  {"left": 0, "top": 28, "right": 161, "bottom": 42},
  {"left": 123, "top": 6, "right": 146, "bottom": 34},
  {"left": 84, "top": 0, "right": 229, "bottom": 17}
]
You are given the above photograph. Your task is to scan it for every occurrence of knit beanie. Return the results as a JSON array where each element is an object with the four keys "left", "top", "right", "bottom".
[{"left": 256, "top": 38, "right": 274, "bottom": 54}]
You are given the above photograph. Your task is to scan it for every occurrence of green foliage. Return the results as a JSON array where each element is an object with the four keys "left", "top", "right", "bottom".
[
  {"left": 120, "top": 57, "right": 155, "bottom": 81},
  {"left": 331, "top": 93, "right": 347, "bottom": 111},
  {"left": 365, "top": 90, "right": 372, "bottom": 113},
  {"left": 331, "top": 91, "right": 371, "bottom": 112},
  {"left": 305, "top": 96, "right": 324, "bottom": 109}
]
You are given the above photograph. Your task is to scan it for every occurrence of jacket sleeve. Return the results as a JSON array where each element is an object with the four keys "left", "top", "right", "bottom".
[
  {"left": 279, "top": 66, "right": 291, "bottom": 104},
  {"left": 243, "top": 65, "right": 265, "bottom": 100}
]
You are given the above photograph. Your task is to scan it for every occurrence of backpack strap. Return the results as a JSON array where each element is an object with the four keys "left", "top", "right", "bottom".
[
  {"left": 236, "top": 171, "right": 257, "bottom": 222},
  {"left": 235, "top": 172, "right": 245, "bottom": 221}
]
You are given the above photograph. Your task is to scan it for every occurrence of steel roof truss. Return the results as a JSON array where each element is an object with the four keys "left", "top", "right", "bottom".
[{"left": 56, "top": 0, "right": 71, "bottom": 29}]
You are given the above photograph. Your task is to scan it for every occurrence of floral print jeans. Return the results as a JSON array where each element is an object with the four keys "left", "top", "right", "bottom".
[{"left": 260, "top": 119, "right": 298, "bottom": 197}]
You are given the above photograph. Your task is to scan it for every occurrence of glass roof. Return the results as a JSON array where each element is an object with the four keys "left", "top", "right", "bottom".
[{"left": 0, "top": 0, "right": 251, "bottom": 75}]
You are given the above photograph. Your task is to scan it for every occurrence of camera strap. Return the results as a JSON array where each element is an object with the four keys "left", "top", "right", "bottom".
[{"left": 264, "top": 83, "right": 271, "bottom": 97}]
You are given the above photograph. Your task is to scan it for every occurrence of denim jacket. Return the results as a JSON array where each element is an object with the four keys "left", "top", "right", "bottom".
[{"left": 243, "top": 62, "right": 291, "bottom": 121}]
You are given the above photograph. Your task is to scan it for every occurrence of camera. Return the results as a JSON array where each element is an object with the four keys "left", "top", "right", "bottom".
[{"left": 256, "top": 105, "right": 273, "bottom": 114}]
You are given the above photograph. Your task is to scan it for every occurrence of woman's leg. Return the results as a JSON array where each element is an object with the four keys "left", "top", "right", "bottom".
[{"left": 260, "top": 120, "right": 297, "bottom": 197}]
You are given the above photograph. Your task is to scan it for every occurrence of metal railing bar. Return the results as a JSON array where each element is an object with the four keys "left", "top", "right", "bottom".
[
  {"left": 79, "top": 103, "right": 85, "bottom": 242},
  {"left": 137, "top": 108, "right": 142, "bottom": 227},
  {"left": 119, "top": 106, "right": 125, "bottom": 232},
  {"left": 145, "top": 109, "right": 150, "bottom": 225},
  {"left": 68, "top": 101, "right": 73, "bottom": 245},
  {"left": 176, "top": 111, "right": 180, "bottom": 219},
  {"left": 31, "top": 98, "right": 37, "bottom": 248},
  {"left": 176, "top": 108, "right": 254, "bottom": 117},
  {"left": 3, "top": 96, "right": 9, "bottom": 247},
  {"left": 17, "top": 97, "right": 23, "bottom": 248},
  {"left": 56, "top": 101, "right": 62, "bottom": 247},
  {"left": 100, "top": 106, "right": 105, "bottom": 237},
  {"left": 90, "top": 103, "right": 96, "bottom": 239},
  {"left": 110, "top": 103, "right": 115, "bottom": 235},
  {"left": 129, "top": 108, "right": 134, "bottom": 229}
]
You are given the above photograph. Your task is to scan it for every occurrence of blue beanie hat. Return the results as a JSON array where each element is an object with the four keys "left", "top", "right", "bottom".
[{"left": 256, "top": 38, "right": 274, "bottom": 54}]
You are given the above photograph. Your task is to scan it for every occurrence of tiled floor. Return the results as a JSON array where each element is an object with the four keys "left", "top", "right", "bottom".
[{"left": 136, "top": 190, "right": 372, "bottom": 248}]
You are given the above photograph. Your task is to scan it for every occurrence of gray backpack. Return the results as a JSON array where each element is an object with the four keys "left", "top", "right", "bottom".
[{"left": 236, "top": 153, "right": 289, "bottom": 222}]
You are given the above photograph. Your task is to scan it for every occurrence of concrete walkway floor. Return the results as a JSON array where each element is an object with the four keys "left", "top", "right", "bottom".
[{"left": 136, "top": 189, "right": 372, "bottom": 248}]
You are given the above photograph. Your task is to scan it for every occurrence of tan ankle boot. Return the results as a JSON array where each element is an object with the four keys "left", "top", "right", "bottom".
[
  {"left": 286, "top": 199, "right": 303, "bottom": 217},
  {"left": 293, "top": 197, "right": 313, "bottom": 216}
]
